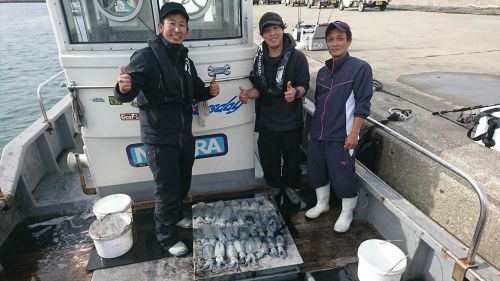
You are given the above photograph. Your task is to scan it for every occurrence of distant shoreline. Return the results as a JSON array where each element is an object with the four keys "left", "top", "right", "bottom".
[{"left": 0, "top": 0, "right": 45, "bottom": 3}]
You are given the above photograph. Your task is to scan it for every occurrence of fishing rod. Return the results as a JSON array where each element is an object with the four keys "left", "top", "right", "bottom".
[{"left": 432, "top": 103, "right": 500, "bottom": 115}]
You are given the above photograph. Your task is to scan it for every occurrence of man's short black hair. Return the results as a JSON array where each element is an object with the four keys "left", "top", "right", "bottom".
[{"left": 325, "top": 21, "right": 352, "bottom": 41}]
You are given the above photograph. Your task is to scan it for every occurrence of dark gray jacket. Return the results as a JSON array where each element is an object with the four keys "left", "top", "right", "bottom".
[
  {"left": 114, "top": 35, "right": 213, "bottom": 146},
  {"left": 253, "top": 34, "right": 310, "bottom": 131}
]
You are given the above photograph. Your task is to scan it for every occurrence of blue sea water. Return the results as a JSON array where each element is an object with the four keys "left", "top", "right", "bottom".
[{"left": 0, "top": 3, "right": 67, "bottom": 156}]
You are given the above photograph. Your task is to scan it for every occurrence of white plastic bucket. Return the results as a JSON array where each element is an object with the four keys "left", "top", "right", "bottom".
[
  {"left": 89, "top": 213, "right": 133, "bottom": 258},
  {"left": 357, "top": 239, "right": 407, "bottom": 281},
  {"left": 93, "top": 194, "right": 133, "bottom": 220}
]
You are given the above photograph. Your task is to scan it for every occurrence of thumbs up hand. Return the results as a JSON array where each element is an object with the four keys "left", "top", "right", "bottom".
[
  {"left": 118, "top": 66, "right": 132, "bottom": 94},
  {"left": 284, "top": 81, "right": 295, "bottom": 103},
  {"left": 239, "top": 86, "right": 249, "bottom": 104},
  {"left": 210, "top": 75, "right": 220, "bottom": 97}
]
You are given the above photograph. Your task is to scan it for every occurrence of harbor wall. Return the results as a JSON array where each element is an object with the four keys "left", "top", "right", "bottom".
[{"left": 390, "top": 0, "right": 500, "bottom": 8}]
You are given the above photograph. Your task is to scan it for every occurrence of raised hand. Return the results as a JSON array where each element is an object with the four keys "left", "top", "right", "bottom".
[
  {"left": 210, "top": 75, "right": 220, "bottom": 97},
  {"left": 239, "top": 86, "right": 249, "bottom": 104},
  {"left": 284, "top": 81, "right": 295, "bottom": 103},
  {"left": 118, "top": 66, "right": 132, "bottom": 94}
]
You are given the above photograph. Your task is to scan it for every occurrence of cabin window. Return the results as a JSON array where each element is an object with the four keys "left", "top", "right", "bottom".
[
  {"left": 61, "top": 0, "right": 156, "bottom": 43},
  {"left": 161, "top": 0, "right": 242, "bottom": 41}
]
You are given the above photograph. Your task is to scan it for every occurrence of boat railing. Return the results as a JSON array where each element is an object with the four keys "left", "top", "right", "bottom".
[
  {"left": 60, "top": 75, "right": 252, "bottom": 91},
  {"left": 302, "top": 97, "right": 488, "bottom": 281},
  {"left": 37, "top": 70, "right": 65, "bottom": 129}
]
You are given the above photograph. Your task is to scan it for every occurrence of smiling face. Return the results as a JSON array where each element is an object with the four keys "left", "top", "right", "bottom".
[
  {"left": 158, "top": 13, "right": 188, "bottom": 44},
  {"left": 262, "top": 25, "right": 284, "bottom": 51},
  {"left": 326, "top": 28, "right": 352, "bottom": 61}
]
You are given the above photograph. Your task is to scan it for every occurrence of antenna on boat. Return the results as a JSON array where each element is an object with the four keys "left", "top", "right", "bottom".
[
  {"left": 297, "top": 2, "right": 302, "bottom": 27},
  {"left": 327, "top": 7, "right": 335, "bottom": 23},
  {"left": 316, "top": 6, "right": 322, "bottom": 25}
]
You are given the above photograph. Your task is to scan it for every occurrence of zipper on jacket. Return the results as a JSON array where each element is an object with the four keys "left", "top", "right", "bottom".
[
  {"left": 320, "top": 61, "right": 335, "bottom": 140},
  {"left": 175, "top": 56, "right": 185, "bottom": 147},
  {"left": 175, "top": 57, "right": 184, "bottom": 99},
  {"left": 179, "top": 109, "right": 184, "bottom": 147}
]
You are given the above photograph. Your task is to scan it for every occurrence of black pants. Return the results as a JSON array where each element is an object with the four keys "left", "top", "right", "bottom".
[
  {"left": 257, "top": 127, "right": 302, "bottom": 190},
  {"left": 144, "top": 139, "right": 195, "bottom": 248}
]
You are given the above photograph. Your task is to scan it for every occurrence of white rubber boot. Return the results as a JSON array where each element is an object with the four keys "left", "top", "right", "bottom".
[
  {"left": 334, "top": 194, "right": 359, "bottom": 233},
  {"left": 305, "top": 184, "right": 330, "bottom": 219}
]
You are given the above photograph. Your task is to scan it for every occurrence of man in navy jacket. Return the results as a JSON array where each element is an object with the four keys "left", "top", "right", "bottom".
[{"left": 305, "top": 21, "right": 373, "bottom": 233}]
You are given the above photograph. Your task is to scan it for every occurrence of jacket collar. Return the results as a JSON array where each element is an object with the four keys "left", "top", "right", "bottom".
[
  {"left": 262, "top": 33, "right": 296, "bottom": 61},
  {"left": 325, "top": 52, "right": 350, "bottom": 74},
  {"left": 159, "top": 34, "right": 189, "bottom": 60}
]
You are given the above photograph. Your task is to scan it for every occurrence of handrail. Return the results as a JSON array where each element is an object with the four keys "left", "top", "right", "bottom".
[
  {"left": 365, "top": 116, "right": 488, "bottom": 264},
  {"left": 63, "top": 75, "right": 251, "bottom": 90},
  {"left": 66, "top": 85, "right": 114, "bottom": 90},
  {"left": 302, "top": 98, "right": 488, "bottom": 265},
  {"left": 37, "top": 70, "right": 65, "bottom": 123}
]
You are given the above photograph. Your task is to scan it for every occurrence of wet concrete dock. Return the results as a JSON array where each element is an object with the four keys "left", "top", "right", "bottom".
[{"left": 250, "top": 4, "right": 500, "bottom": 268}]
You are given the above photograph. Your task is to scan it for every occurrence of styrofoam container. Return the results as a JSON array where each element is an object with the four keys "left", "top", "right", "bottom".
[
  {"left": 93, "top": 194, "right": 133, "bottom": 220},
  {"left": 89, "top": 213, "right": 133, "bottom": 258},
  {"left": 358, "top": 239, "right": 407, "bottom": 281}
]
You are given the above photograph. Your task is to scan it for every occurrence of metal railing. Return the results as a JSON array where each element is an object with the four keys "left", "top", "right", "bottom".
[
  {"left": 302, "top": 98, "right": 488, "bottom": 276},
  {"left": 365, "top": 117, "right": 488, "bottom": 265},
  {"left": 37, "top": 70, "right": 65, "bottom": 124},
  {"left": 60, "top": 75, "right": 251, "bottom": 90}
]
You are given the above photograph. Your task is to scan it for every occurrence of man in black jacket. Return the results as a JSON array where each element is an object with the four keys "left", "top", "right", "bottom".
[
  {"left": 114, "top": 3, "right": 219, "bottom": 256},
  {"left": 239, "top": 12, "right": 310, "bottom": 206}
]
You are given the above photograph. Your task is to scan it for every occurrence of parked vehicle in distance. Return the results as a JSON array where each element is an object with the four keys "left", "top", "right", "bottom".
[
  {"left": 254, "top": 0, "right": 259, "bottom": 5},
  {"left": 285, "top": 0, "right": 305, "bottom": 6},
  {"left": 339, "top": 0, "right": 389, "bottom": 11},
  {"left": 307, "top": 0, "right": 339, "bottom": 8},
  {"left": 265, "top": 0, "right": 282, "bottom": 4}
]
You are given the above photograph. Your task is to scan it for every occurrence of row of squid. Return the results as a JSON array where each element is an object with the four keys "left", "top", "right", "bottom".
[{"left": 192, "top": 199, "right": 288, "bottom": 271}]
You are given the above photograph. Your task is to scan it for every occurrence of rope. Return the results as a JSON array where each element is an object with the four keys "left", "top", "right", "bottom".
[
  {"left": 70, "top": 89, "right": 86, "bottom": 133},
  {"left": 388, "top": 107, "right": 412, "bottom": 122},
  {"left": 198, "top": 101, "right": 209, "bottom": 127}
]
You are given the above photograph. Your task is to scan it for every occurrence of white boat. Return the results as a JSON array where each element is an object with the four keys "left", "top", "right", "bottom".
[{"left": 0, "top": 1, "right": 497, "bottom": 280}]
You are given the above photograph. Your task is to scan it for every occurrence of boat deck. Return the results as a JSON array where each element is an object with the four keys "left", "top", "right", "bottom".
[{"left": 0, "top": 187, "right": 383, "bottom": 281}]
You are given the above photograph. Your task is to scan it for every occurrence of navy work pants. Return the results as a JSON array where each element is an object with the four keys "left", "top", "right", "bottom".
[
  {"left": 257, "top": 127, "right": 303, "bottom": 190},
  {"left": 307, "top": 139, "right": 357, "bottom": 198},
  {"left": 144, "top": 139, "right": 195, "bottom": 248}
]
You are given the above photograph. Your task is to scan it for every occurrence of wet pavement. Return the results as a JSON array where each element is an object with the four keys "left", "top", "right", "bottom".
[{"left": 398, "top": 72, "right": 500, "bottom": 106}]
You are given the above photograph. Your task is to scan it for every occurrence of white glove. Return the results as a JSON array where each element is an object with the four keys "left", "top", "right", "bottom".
[{"left": 198, "top": 101, "right": 209, "bottom": 127}]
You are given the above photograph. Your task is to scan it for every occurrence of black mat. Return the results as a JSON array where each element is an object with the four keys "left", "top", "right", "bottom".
[
  {"left": 281, "top": 212, "right": 300, "bottom": 239},
  {"left": 309, "top": 262, "right": 359, "bottom": 281},
  {"left": 86, "top": 195, "right": 301, "bottom": 271},
  {"left": 86, "top": 208, "right": 193, "bottom": 271}
]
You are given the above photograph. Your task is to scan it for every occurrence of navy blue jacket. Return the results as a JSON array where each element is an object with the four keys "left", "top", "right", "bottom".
[{"left": 311, "top": 53, "right": 373, "bottom": 142}]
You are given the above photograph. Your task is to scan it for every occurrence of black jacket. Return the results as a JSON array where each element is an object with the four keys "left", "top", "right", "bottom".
[
  {"left": 114, "top": 35, "right": 213, "bottom": 146},
  {"left": 253, "top": 34, "right": 310, "bottom": 131}
]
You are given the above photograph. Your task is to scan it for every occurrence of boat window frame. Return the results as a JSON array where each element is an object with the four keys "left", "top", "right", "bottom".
[{"left": 53, "top": 0, "right": 249, "bottom": 51}]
